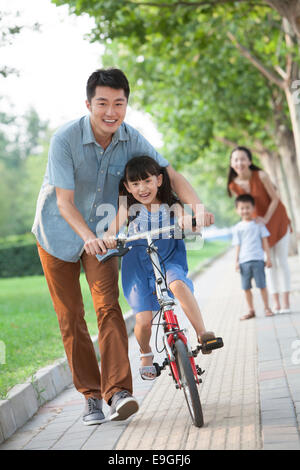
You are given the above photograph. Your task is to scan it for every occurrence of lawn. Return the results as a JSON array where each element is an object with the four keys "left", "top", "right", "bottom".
[{"left": 0, "top": 239, "right": 229, "bottom": 398}]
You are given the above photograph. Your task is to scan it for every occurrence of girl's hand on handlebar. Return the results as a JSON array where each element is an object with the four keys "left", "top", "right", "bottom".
[
  {"left": 102, "top": 232, "right": 117, "bottom": 249},
  {"left": 84, "top": 238, "right": 107, "bottom": 255},
  {"left": 177, "top": 214, "right": 195, "bottom": 230}
]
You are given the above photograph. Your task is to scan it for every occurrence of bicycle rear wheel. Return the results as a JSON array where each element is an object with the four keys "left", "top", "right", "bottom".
[{"left": 174, "top": 338, "right": 204, "bottom": 427}]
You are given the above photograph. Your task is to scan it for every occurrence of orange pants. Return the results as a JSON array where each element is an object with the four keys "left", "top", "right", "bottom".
[{"left": 37, "top": 243, "right": 132, "bottom": 403}]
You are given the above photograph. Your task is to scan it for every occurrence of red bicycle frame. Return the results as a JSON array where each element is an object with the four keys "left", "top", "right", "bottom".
[{"left": 163, "top": 309, "right": 199, "bottom": 386}]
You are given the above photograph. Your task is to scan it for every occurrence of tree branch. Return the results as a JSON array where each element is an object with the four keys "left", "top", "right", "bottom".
[
  {"left": 129, "top": 0, "right": 267, "bottom": 8},
  {"left": 226, "top": 31, "right": 285, "bottom": 89}
]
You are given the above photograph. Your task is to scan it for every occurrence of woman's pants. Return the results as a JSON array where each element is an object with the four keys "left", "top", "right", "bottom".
[
  {"left": 266, "top": 229, "right": 291, "bottom": 295},
  {"left": 37, "top": 242, "right": 132, "bottom": 404}
]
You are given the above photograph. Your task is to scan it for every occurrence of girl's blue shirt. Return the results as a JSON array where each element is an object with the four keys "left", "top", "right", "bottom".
[{"left": 121, "top": 204, "right": 194, "bottom": 314}]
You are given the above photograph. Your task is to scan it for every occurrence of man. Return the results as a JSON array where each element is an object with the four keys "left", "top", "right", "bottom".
[{"left": 32, "top": 68, "right": 213, "bottom": 425}]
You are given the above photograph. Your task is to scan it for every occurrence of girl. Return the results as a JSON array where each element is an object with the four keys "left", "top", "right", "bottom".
[
  {"left": 227, "top": 146, "right": 291, "bottom": 316},
  {"left": 104, "top": 156, "right": 216, "bottom": 380}
]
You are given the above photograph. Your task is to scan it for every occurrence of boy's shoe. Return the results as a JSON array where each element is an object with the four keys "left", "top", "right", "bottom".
[
  {"left": 82, "top": 397, "right": 106, "bottom": 425},
  {"left": 109, "top": 390, "right": 139, "bottom": 421}
]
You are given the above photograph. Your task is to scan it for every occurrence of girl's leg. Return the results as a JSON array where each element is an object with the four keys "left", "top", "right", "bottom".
[
  {"left": 135, "top": 310, "right": 157, "bottom": 379},
  {"left": 134, "top": 310, "right": 153, "bottom": 366},
  {"left": 168, "top": 280, "right": 206, "bottom": 338}
]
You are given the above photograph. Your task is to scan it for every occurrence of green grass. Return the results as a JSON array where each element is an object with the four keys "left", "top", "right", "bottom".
[{"left": 0, "top": 239, "right": 229, "bottom": 398}]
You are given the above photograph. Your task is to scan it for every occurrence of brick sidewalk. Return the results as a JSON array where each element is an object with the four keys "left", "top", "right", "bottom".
[{"left": 1, "top": 250, "right": 299, "bottom": 450}]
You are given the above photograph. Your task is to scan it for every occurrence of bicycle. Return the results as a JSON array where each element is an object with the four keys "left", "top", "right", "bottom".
[{"left": 97, "top": 221, "right": 223, "bottom": 427}]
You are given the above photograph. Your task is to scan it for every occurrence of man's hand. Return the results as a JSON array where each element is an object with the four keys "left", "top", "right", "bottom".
[
  {"left": 202, "top": 211, "right": 214, "bottom": 227},
  {"left": 195, "top": 211, "right": 214, "bottom": 229},
  {"left": 83, "top": 238, "right": 107, "bottom": 255}
]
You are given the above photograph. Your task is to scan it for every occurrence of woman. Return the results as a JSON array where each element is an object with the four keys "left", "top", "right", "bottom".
[{"left": 227, "top": 146, "right": 291, "bottom": 314}]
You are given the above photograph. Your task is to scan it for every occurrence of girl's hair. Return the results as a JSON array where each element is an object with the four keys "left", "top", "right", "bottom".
[
  {"left": 119, "top": 156, "right": 180, "bottom": 209},
  {"left": 227, "top": 146, "right": 262, "bottom": 197}
]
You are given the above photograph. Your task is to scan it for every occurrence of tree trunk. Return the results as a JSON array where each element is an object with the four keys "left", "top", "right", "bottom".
[
  {"left": 265, "top": 0, "right": 300, "bottom": 39},
  {"left": 284, "top": 86, "right": 300, "bottom": 174},
  {"left": 257, "top": 148, "right": 298, "bottom": 255},
  {"left": 277, "top": 155, "right": 299, "bottom": 255}
]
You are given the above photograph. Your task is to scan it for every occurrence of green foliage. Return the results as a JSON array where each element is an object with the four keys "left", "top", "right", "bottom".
[
  {"left": 0, "top": 106, "right": 49, "bottom": 237},
  {"left": 0, "top": 233, "right": 43, "bottom": 278},
  {"left": 51, "top": 0, "right": 293, "bottom": 222}
]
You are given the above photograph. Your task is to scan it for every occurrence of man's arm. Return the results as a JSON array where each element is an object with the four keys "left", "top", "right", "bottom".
[
  {"left": 56, "top": 187, "right": 106, "bottom": 255},
  {"left": 166, "top": 165, "right": 214, "bottom": 227}
]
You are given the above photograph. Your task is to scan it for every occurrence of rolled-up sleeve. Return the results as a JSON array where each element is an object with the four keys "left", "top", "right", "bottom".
[{"left": 48, "top": 135, "right": 75, "bottom": 190}]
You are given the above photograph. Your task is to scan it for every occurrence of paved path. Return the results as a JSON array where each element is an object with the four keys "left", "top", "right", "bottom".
[{"left": 1, "top": 250, "right": 299, "bottom": 450}]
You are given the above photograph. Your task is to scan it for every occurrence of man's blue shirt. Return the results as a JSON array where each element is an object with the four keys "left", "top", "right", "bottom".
[{"left": 32, "top": 115, "right": 169, "bottom": 262}]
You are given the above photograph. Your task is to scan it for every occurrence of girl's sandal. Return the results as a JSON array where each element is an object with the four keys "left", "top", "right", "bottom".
[
  {"left": 198, "top": 331, "right": 216, "bottom": 355},
  {"left": 240, "top": 310, "right": 255, "bottom": 321},
  {"left": 265, "top": 308, "right": 274, "bottom": 317},
  {"left": 139, "top": 352, "right": 157, "bottom": 381}
]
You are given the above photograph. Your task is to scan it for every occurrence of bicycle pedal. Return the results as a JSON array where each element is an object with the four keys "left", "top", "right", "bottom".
[
  {"left": 196, "top": 365, "right": 205, "bottom": 376},
  {"left": 153, "top": 362, "right": 161, "bottom": 377},
  {"left": 192, "top": 345, "right": 201, "bottom": 357},
  {"left": 202, "top": 337, "right": 224, "bottom": 352}
]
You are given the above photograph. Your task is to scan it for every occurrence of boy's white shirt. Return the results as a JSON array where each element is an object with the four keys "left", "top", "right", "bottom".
[{"left": 232, "top": 219, "right": 270, "bottom": 264}]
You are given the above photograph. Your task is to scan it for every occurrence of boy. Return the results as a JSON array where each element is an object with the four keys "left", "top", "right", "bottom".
[{"left": 232, "top": 194, "right": 273, "bottom": 320}]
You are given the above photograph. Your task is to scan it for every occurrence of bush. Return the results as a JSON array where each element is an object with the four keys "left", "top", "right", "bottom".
[{"left": 0, "top": 233, "right": 43, "bottom": 278}]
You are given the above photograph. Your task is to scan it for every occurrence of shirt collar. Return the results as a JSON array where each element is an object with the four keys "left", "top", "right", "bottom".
[{"left": 83, "top": 115, "right": 129, "bottom": 145}]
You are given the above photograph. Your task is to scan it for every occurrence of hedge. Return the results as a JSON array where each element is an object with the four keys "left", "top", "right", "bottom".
[{"left": 0, "top": 234, "right": 43, "bottom": 278}]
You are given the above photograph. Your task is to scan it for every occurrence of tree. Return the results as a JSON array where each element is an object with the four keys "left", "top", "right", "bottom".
[{"left": 52, "top": 0, "right": 300, "bottom": 240}]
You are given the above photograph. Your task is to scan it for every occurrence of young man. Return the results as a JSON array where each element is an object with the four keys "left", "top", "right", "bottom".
[
  {"left": 232, "top": 194, "right": 273, "bottom": 321},
  {"left": 32, "top": 68, "right": 213, "bottom": 425}
]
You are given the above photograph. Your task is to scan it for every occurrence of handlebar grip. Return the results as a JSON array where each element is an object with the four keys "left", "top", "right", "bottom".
[{"left": 96, "top": 246, "right": 129, "bottom": 263}]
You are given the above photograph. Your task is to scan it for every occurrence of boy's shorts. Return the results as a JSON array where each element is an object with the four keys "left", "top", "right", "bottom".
[{"left": 239, "top": 260, "right": 266, "bottom": 290}]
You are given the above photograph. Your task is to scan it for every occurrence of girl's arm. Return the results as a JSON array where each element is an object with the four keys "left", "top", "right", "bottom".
[
  {"left": 258, "top": 171, "right": 279, "bottom": 224},
  {"left": 102, "top": 199, "right": 128, "bottom": 250}
]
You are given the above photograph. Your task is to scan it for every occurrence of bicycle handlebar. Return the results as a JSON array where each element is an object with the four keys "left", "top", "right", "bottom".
[
  {"left": 116, "top": 217, "right": 199, "bottom": 244},
  {"left": 96, "top": 218, "right": 201, "bottom": 263}
]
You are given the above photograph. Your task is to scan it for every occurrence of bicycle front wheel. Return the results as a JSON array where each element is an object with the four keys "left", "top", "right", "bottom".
[{"left": 174, "top": 338, "right": 204, "bottom": 427}]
